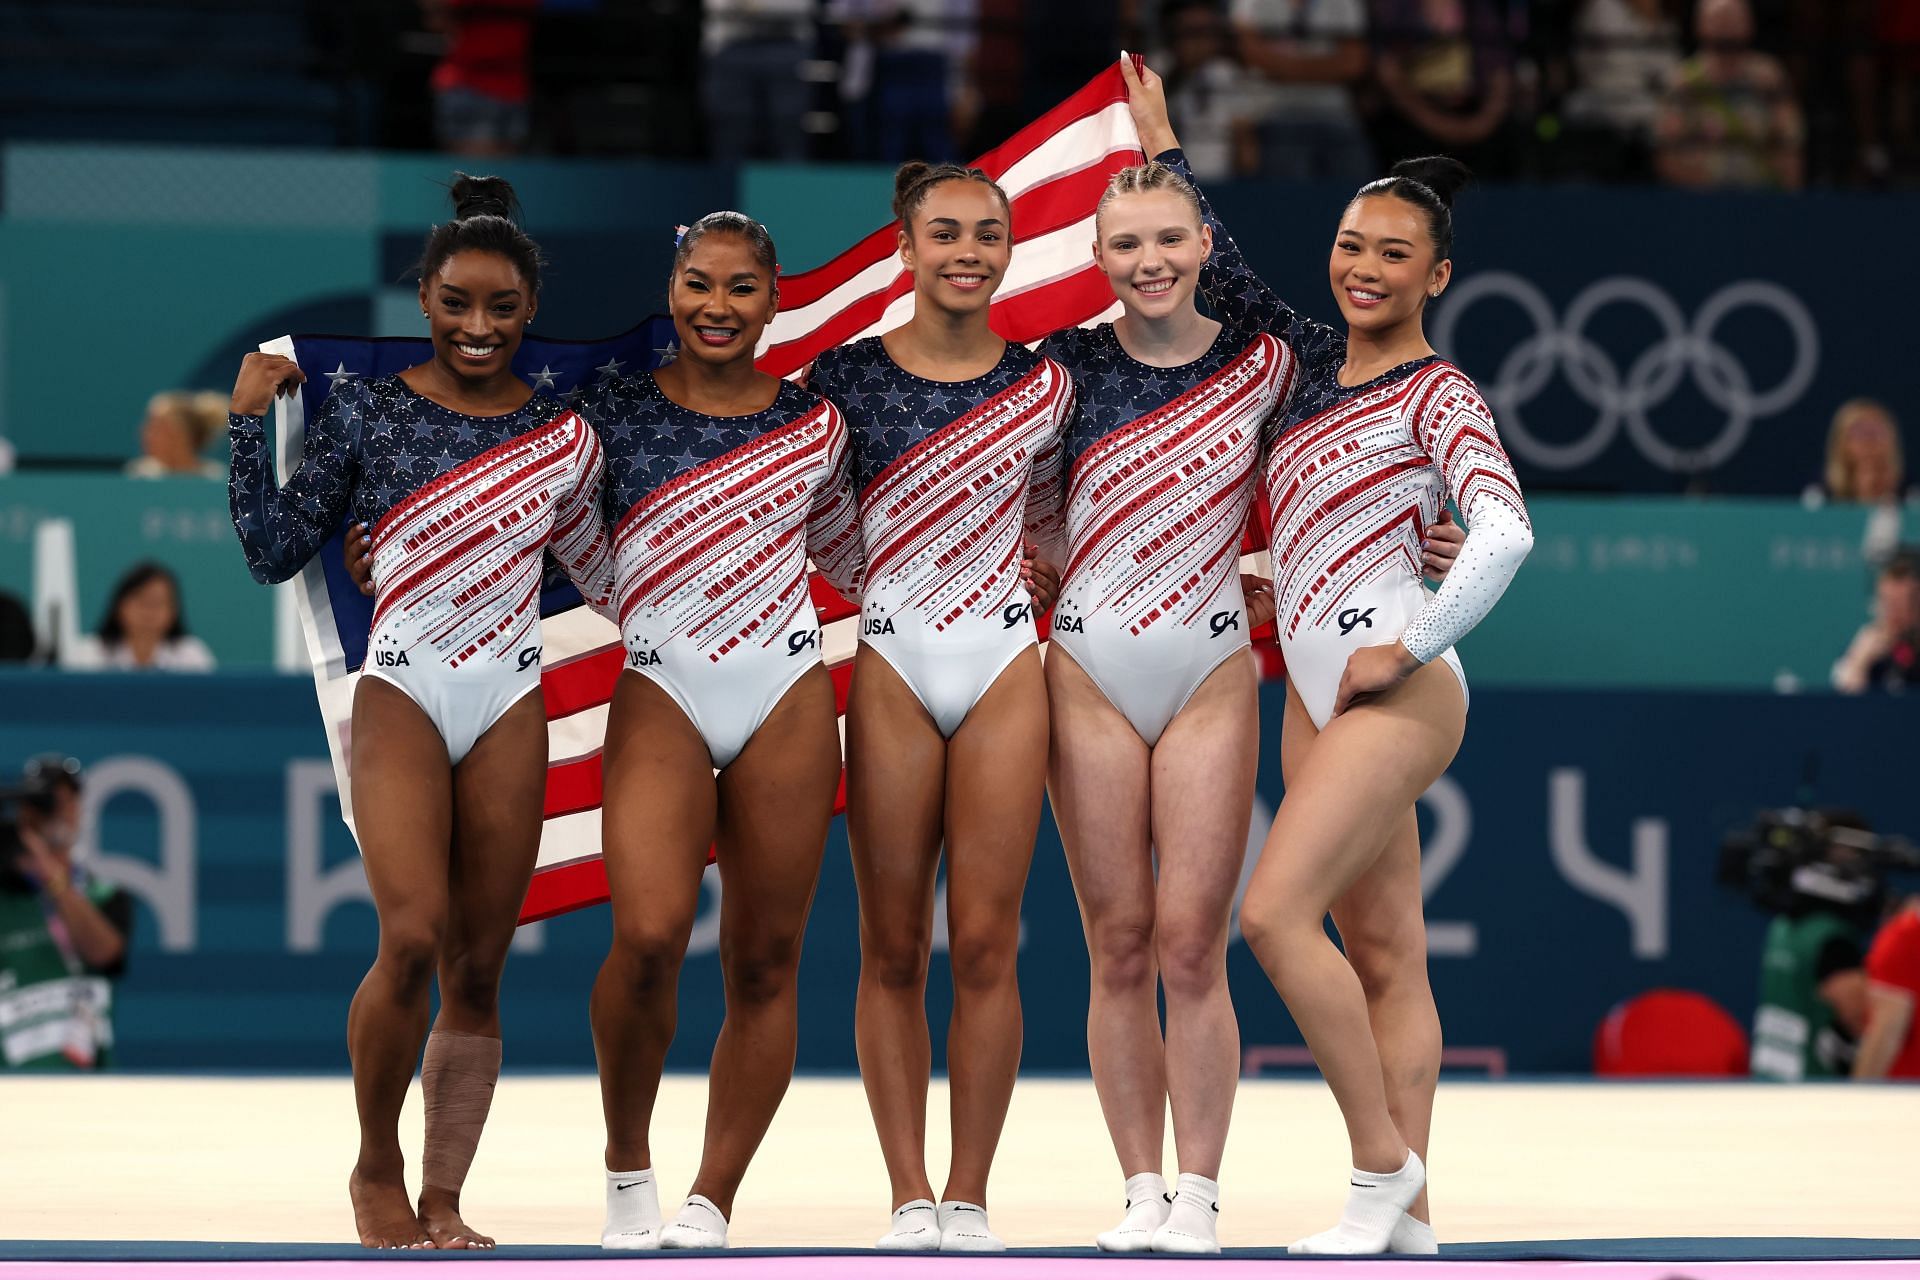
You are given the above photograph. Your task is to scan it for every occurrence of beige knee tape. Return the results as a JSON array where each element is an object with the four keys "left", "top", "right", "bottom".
[{"left": 420, "top": 1029, "right": 502, "bottom": 1193}]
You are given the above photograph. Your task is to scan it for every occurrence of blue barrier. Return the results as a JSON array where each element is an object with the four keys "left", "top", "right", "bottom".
[{"left": 2, "top": 672, "right": 1913, "bottom": 1073}]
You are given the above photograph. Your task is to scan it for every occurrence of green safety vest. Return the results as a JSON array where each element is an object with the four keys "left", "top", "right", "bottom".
[
  {"left": 0, "top": 886, "right": 116, "bottom": 1071},
  {"left": 1751, "top": 912, "right": 1860, "bottom": 1081}
]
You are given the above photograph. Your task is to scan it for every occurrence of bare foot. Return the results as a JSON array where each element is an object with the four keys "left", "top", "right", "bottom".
[
  {"left": 349, "top": 1169, "right": 431, "bottom": 1249},
  {"left": 419, "top": 1186, "right": 495, "bottom": 1249}
]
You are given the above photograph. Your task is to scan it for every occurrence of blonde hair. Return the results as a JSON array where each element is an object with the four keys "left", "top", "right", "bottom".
[
  {"left": 1825, "top": 398, "right": 1904, "bottom": 499},
  {"left": 1095, "top": 161, "right": 1203, "bottom": 237},
  {"left": 148, "top": 391, "right": 228, "bottom": 452}
]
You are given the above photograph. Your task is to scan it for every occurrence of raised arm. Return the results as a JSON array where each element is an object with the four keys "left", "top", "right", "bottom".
[
  {"left": 227, "top": 354, "right": 358, "bottom": 585},
  {"left": 806, "top": 402, "right": 867, "bottom": 599},
  {"left": 1397, "top": 369, "right": 1533, "bottom": 665},
  {"left": 1121, "top": 55, "right": 1326, "bottom": 348}
]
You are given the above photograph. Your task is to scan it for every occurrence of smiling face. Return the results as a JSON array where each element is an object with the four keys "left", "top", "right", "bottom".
[
  {"left": 899, "top": 180, "right": 1012, "bottom": 318},
  {"left": 1095, "top": 188, "right": 1213, "bottom": 324},
  {"left": 1328, "top": 194, "right": 1450, "bottom": 336},
  {"left": 669, "top": 230, "right": 778, "bottom": 367},
  {"left": 418, "top": 249, "right": 535, "bottom": 384}
]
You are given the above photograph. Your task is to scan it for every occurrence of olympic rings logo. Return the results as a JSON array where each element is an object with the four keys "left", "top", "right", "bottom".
[{"left": 1430, "top": 273, "right": 1820, "bottom": 473}]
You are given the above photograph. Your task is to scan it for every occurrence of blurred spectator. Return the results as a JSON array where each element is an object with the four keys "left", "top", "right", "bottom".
[
  {"left": 835, "top": 0, "right": 971, "bottom": 163},
  {"left": 424, "top": 0, "right": 538, "bottom": 157},
  {"left": 125, "top": 391, "right": 226, "bottom": 481},
  {"left": 64, "top": 563, "right": 214, "bottom": 673},
  {"left": 1370, "top": 0, "right": 1517, "bottom": 173},
  {"left": 1854, "top": 895, "right": 1920, "bottom": 1079},
  {"left": 0, "top": 592, "right": 35, "bottom": 664},
  {"left": 1229, "top": 0, "right": 1375, "bottom": 179},
  {"left": 1832, "top": 547, "right": 1920, "bottom": 694},
  {"left": 1559, "top": 0, "right": 1682, "bottom": 174},
  {"left": 2, "top": 755, "right": 131, "bottom": 1072},
  {"left": 1146, "top": 0, "right": 1258, "bottom": 180},
  {"left": 1653, "top": 0, "right": 1804, "bottom": 189},
  {"left": 1805, "top": 398, "right": 1912, "bottom": 562},
  {"left": 1813, "top": 398, "right": 1910, "bottom": 506},
  {"left": 705, "top": 0, "right": 816, "bottom": 161},
  {"left": 1875, "top": 0, "right": 1920, "bottom": 184}
]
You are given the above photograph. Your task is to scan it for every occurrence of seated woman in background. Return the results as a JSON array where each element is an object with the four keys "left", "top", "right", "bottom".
[
  {"left": 65, "top": 561, "right": 215, "bottom": 672},
  {"left": 126, "top": 390, "right": 228, "bottom": 480},
  {"left": 1811, "top": 399, "right": 1910, "bottom": 507}
]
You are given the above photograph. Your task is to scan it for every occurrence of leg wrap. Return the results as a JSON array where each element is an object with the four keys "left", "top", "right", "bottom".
[{"left": 420, "top": 1029, "right": 502, "bottom": 1193}]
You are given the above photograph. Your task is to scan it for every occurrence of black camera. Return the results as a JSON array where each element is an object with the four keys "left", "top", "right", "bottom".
[
  {"left": 1719, "top": 808, "right": 1920, "bottom": 930},
  {"left": 0, "top": 777, "right": 58, "bottom": 891}
]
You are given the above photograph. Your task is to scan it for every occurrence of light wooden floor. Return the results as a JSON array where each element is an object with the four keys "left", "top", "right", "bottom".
[{"left": 7, "top": 1075, "right": 1915, "bottom": 1247}]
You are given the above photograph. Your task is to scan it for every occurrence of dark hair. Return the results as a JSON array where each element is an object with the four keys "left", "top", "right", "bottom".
[
  {"left": 672, "top": 211, "right": 779, "bottom": 293},
  {"left": 1350, "top": 156, "right": 1473, "bottom": 261},
  {"left": 892, "top": 161, "right": 1012, "bottom": 235},
  {"left": 414, "top": 173, "right": 546, "bottom": 293},
  {"left": 1884, "top": 546, "right": 1920, "bottom": 580},
  {"left": 0, "top": 590, "right": 34, "bottom": 663},
  {"left": 97, "top": 561, "right": 187, "bottom": 644}
]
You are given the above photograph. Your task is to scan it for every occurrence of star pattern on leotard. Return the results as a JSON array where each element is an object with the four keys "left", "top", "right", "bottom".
[
  {"left": 1042, "top": 323, "right": 1269, "bottom": 476},
  {"left": 228, "top": 374, "right": 568, "bottom": 581},
  {"left": 579, "top": 371, "right": 826, "bottom": 524},
  {"left": 806, "top": 337, "right": 1041, "bottom": 493}
]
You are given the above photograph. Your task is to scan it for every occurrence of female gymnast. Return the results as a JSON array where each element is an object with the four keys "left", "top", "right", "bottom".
[
  {"left": 580, "top": 212, "right": 865, "bottom": 1251},
  {"left": 804, "top": 163, "right": 1073, "bottom": 1252},
  {"left": 1039, "top": 58, "right": 1464, "bottom": 1255},
  {"left": 229, "top": 176, "right": 611, "bottom": 1250},
  {"left": 1176, "top": 120, "right": 1533, "bottom": 1253}
]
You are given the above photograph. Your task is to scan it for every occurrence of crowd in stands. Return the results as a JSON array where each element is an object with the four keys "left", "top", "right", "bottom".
[
  {"left": 2, "top": 0, "right": 1917, "bottom": 188},
  {"left": 399, "top": 0, "right": 1907, "bottom": 188}
]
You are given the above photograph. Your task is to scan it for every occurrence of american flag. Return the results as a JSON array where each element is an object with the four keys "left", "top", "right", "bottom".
[{"left": 272, "top": 62, "right": 1276, "bottom": 924}]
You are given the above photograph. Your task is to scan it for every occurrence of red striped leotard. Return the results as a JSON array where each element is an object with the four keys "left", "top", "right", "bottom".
[{"left": 807, "top": 337, "right": 1073, "bottom": 737}]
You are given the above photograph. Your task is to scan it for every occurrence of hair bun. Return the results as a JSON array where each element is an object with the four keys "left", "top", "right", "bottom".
[
  {"left": 891, "top": 161, "right": 935, "bottom": 222},
  {"left": 450, "top": 172, "right": 520, "bottom": 223},
  {"left": 1387, "top": 156, "right": 1472, "bottom": 208}
]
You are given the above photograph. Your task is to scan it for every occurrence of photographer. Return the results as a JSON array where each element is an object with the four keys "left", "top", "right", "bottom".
[
  {"left": 1855, "top": 897, "right": 1920, "bottom": 1079},
  {"left": 1, "top": 756, "right": 133, "bottom": 1071},
  {"left": 1729, "top": 810, "right": 1891, "bottom": 1080}
]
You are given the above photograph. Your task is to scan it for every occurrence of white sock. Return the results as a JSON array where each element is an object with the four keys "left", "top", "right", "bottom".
[
  {"left": 1096, "top": 1172, "right": 1170, "bottom": 1252},
  {"left": 1288, "top": 1151, "right": 1426, "bottom": 1255},
  {"left": 877, "top": 1198, "right": 940, "bottom": 1251},
  {"left": 1150, "top": 1172, "right": 1221, "bottom": 1254},
  {"left": 937, "top": 1199, "right": 1004, "bottom": 1252},
  {"left": 601, "top": 1167, "right": 662, "bottom": 1250},
  {"left": 660, "top": 1193, "right": 728, "bottom": 1249},
  {"left": 1388, "top": 1212, "right": 1438, "bottom": 1254}
]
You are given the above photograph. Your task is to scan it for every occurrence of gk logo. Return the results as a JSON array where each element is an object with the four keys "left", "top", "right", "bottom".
[
  {"left": 1208, "top": 610, "right": 1240, "bottom": 637},
  {"left": 1337, "top": 607, "right": 1376, "bottom": 636},
  {"left": 787, "top": 629, "right": 819, "bottom": 655},
  {"left": 516, "top": 646, "right": 543, "bottom": 671},
  {"left": 1002, "top": 602, "right": 1032, "bottom": 629}
]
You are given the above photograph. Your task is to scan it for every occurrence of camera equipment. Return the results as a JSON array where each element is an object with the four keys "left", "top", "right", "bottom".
[
  {"left": 1719, "top": 808, "right": 1920, "bottom": 930},
  {"left": 1, "top": 776, "right": 58, "bottom": 891}
]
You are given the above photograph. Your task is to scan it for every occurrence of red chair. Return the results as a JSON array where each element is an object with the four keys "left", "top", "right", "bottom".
[{"left": 1593, "top": 989, "right": 1749, "bottom": 1076}]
